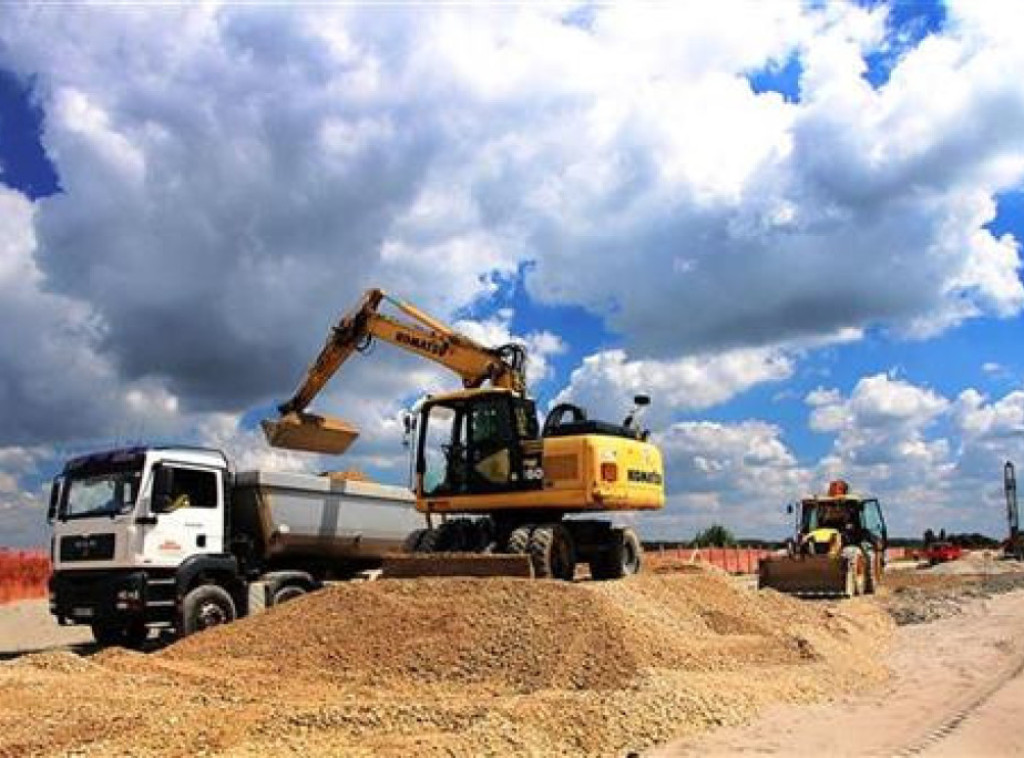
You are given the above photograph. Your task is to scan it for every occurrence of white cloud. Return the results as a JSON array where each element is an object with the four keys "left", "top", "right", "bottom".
[
  {"left": 642, "top": 419, "right": 812, "bottom": 538},
  {"left": 553, "top": 346, "right": 793, "bottom": 426},
  {"left": 1, "top": 3, "right": 1024, "bottom": 546}
]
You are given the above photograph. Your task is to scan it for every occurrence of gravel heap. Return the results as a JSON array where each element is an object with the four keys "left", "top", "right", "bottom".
[{"left": 0, "top": 570, "right": 893, "bottom": 758}]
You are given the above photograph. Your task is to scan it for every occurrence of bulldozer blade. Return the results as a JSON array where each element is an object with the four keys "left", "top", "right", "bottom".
[
  {"left": 261, "top": 412, "right": 359, "bottom": 454},
  {"left": 758, "top": 554, "right": 851, "bottom": 598},
  {"left": 381, "top": 553, "right": 535, "bottom": 579}
]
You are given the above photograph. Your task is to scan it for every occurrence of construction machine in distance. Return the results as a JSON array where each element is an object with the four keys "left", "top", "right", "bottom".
[
  {"left": 758, "top": 480, "right": 888, "bottom": 598},
  {"left": 1005, "top": 461, "right": 1022, "bottom": 560},
  {"left": 262, "top": 288, "right": 665, "bottom": 580}
]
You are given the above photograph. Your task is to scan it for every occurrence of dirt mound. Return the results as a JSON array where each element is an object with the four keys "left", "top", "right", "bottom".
[
  {"left": 0, "top": 573, "right": 893, "bottom": 758},
  {"left": 165, "top": 578, "right": 644, "bottom": 692},
  {"left": 922, "top": 551, "right": 1024, "bottom": 575}
]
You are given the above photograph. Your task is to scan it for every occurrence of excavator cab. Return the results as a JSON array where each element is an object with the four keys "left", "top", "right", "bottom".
[{"left": 417, "top": 389, "right": 543, "bottom": 497}]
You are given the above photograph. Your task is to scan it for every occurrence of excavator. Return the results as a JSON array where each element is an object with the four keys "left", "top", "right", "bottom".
[
  {"left": 758, "top": 480, "right": 888, "bottom": 597},
  {"left": 262, "top": 288, "right": 665, "bottom": 580},
  {"left": 1005, "top": 461, "right": 1022, "bottom": 560}
]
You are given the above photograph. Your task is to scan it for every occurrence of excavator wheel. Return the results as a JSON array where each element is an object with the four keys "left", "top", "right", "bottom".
[
  {"left": 528, "top": 524, "right": 577, "bottom": 581},
  {"left": 414, "top": 528, "right": 442, "bottom": 553},
  {"left": 505, "top": 525, "right": 533, "bottom": 555},
  {"left": 403, "top": 529, "right": 430, "bottom": 553},
  {"left": 590, "top": 527, "right": 642, "bottom": 581}
]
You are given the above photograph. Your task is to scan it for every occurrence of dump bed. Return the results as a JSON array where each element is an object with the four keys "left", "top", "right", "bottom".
[{"left": 232, "top": 471, "right": 423, "bottom": 565}]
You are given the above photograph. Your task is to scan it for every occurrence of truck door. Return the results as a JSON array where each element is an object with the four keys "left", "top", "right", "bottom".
[{"left": 142, "top": 463, "right": 225, "bottom": 567}]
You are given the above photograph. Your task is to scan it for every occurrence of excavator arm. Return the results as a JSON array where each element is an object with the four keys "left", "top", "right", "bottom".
[{"left": 264, "top": 288, "right": 528, "bottom": 453}]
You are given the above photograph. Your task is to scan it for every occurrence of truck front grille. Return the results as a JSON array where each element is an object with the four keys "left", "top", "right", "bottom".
[{"left": 59, "top": 533, "right": 116, "bottom": 562}]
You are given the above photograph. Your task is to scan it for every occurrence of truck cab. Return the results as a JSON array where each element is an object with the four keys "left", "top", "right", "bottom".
[{"left": 48, "top": 446, "right": 238, "bottom": 647}]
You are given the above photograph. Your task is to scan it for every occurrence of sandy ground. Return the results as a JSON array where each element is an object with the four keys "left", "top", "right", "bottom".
[
  {"left": 650, "top": 588, "right": 1024, "bottom": 757},
  {"left": 0, "top": 598, "right": 90, "bottom": 657}
]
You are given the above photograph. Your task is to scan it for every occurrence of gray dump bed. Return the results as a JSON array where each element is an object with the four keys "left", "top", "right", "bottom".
[{"left": 232, "top": 471, "right": 423, "bottom": 563}]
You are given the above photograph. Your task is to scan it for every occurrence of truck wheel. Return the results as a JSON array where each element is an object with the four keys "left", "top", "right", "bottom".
[
  {"left": 181, "top": 584, "right": 236, "bottom": 636},
  {"left": 91, "top": 621, "right": 126, "bottom": 647},
  {"left": 271, "top": 585, "right": 307, "bottom": 605},
  {"left": 528, "top": 524, "right": 576, "bottom": 581}
]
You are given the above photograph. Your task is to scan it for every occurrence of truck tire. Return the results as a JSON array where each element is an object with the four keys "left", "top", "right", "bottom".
[
  {"left": 528, "top": 524, "right": 576, "bottom": 581},
  {"left": 590, "top": 527, "right": 642, "bottom": 580},
  {"left": 180, "top": 584, "right": 236, "bottom": 637},
  {"left": 91, "top": 619, "right": 149, "bottom": 650},
  {"left": 271, "top": 585, "right": 307, "bottom": 605}
]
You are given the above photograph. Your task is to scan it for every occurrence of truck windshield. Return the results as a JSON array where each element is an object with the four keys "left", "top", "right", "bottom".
[{"left": 61, "top": 466, "right": 142, "bottom": 519}]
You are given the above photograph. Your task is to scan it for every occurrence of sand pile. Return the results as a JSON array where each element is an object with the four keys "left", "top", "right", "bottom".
[{"left": 0, "top": 571, "right": 893, "bottom": 758}]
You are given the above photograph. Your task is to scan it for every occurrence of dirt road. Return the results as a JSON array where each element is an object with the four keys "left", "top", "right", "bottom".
[
  {"left": 651, "top": 588, "right": 1024, "bottom": 757},
  {"left": 0, "top": 599, "right": 90, "bottom": 657}
]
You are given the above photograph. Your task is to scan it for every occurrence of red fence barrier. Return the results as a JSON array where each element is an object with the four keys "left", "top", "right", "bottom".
[
  {"left": 0, "top": 550, "right": 51, "bottom": 604},
  {"left": 648, "top": 545, "right": 916, "bottom": 575},
  {"left": 647, "top": 547, "right": 774, "bottom": 574}
]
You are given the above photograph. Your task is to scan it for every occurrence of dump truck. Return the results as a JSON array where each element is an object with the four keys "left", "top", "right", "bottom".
[
  {"left": 758, "top": 480, "right": 888, "bottom": 597},
  {"left": 263, "top": 288, "right": 664, "bottom": 580},
  {"left": 47, "top": 446, "right": 424, "bottom": 647}
]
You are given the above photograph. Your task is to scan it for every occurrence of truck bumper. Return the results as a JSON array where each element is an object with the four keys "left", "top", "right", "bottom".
[{"left": 50, "top": 570, "right": 173, "bottom": 627}]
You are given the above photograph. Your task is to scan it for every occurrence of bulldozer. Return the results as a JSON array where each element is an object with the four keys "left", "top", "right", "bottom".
[
  {"left": 758, "top": 480, "right": 888, "bottom": 597},
  {"left": 263, "top": 288, "right": 664, "bottom": 580}
]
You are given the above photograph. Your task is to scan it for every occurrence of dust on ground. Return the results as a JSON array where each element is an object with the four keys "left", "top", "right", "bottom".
[
  {"left": 880, "top": 553, "right": 1024, "bottom": 625},
  {"left": 0, "top": 570, "right": 891, "bottom": 758}
]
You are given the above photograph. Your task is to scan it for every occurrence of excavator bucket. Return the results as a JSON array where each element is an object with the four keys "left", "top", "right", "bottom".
[
  {"left": 758, "top": 554, "right": 852, "bottom": 598},
  {"left": 261, "top": 412, "right": 360, "bottom": 455},
  {"left": 381, "top": 552, "right": 535, "bottom": 579}
]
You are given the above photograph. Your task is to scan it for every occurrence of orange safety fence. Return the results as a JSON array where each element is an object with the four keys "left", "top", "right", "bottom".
[
  {"left": 0, "top": 550, "right": 51, "bottom": 605},
  {"left": 646, "top": 547, "right": 774, "bottom": 574},
  {"left": 647, "top": 545, "right": 915, "bottom": 575}
]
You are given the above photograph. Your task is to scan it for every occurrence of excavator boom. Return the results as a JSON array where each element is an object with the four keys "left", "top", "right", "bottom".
[{"left": 264, "top": 288, "right": 527, "bottom": 454}]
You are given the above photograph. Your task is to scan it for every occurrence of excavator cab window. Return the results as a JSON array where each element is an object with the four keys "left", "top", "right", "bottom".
[{"left": 417, "top": 393, "right": 543, "bottom": 497}]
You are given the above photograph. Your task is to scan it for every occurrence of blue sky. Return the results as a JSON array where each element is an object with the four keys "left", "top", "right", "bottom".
[{"left": 1, "top": 1, "right": 1023, "bottom": 546}]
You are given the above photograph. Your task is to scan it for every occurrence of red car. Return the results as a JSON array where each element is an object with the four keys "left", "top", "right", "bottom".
[{"left": 925, "top": 541, "right": 963, "bottom": 564}]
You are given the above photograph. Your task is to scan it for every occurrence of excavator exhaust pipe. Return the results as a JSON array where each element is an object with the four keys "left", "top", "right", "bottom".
[{"left": 261, "top": 412, "right": 360, "bottom": 455}]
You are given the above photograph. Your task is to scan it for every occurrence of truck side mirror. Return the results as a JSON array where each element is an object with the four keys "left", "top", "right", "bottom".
[
  {"left": 151, "top": 465, "right": 174, "bottom": 513},
  {"left": 634, "top": 394, "right": 651, "bottom": 407},
  {"left": 47, "top": 476, "right": 63, "bottom": 523}
]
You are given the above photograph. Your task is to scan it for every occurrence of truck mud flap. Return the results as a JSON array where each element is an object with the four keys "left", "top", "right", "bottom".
[
  {"left": 381, "top": 553, "right": 534, "bottom": 579},
  {"left": 758, "top": 555, "right": 851, "bottom": 598},
  {"left": 261, "top": 412, "right": 359, "bottom": 454}
]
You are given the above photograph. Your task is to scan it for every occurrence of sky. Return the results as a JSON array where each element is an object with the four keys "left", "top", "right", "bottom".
[{"left": 1, "top": 0, "right": 1023, "bottom": 547}]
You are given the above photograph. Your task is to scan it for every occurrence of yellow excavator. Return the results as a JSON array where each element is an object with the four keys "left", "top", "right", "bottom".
[
  {"left": 263, "top": 288, "right": 665, "bottom": 580},
  {"left": 758, "top": 480, "right": 888, "bottom": 597}
]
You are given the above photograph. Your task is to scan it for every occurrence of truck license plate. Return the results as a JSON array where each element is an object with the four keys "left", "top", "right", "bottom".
[{"left": 72, "top": 607, "right": 94, "bottom": 618}]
